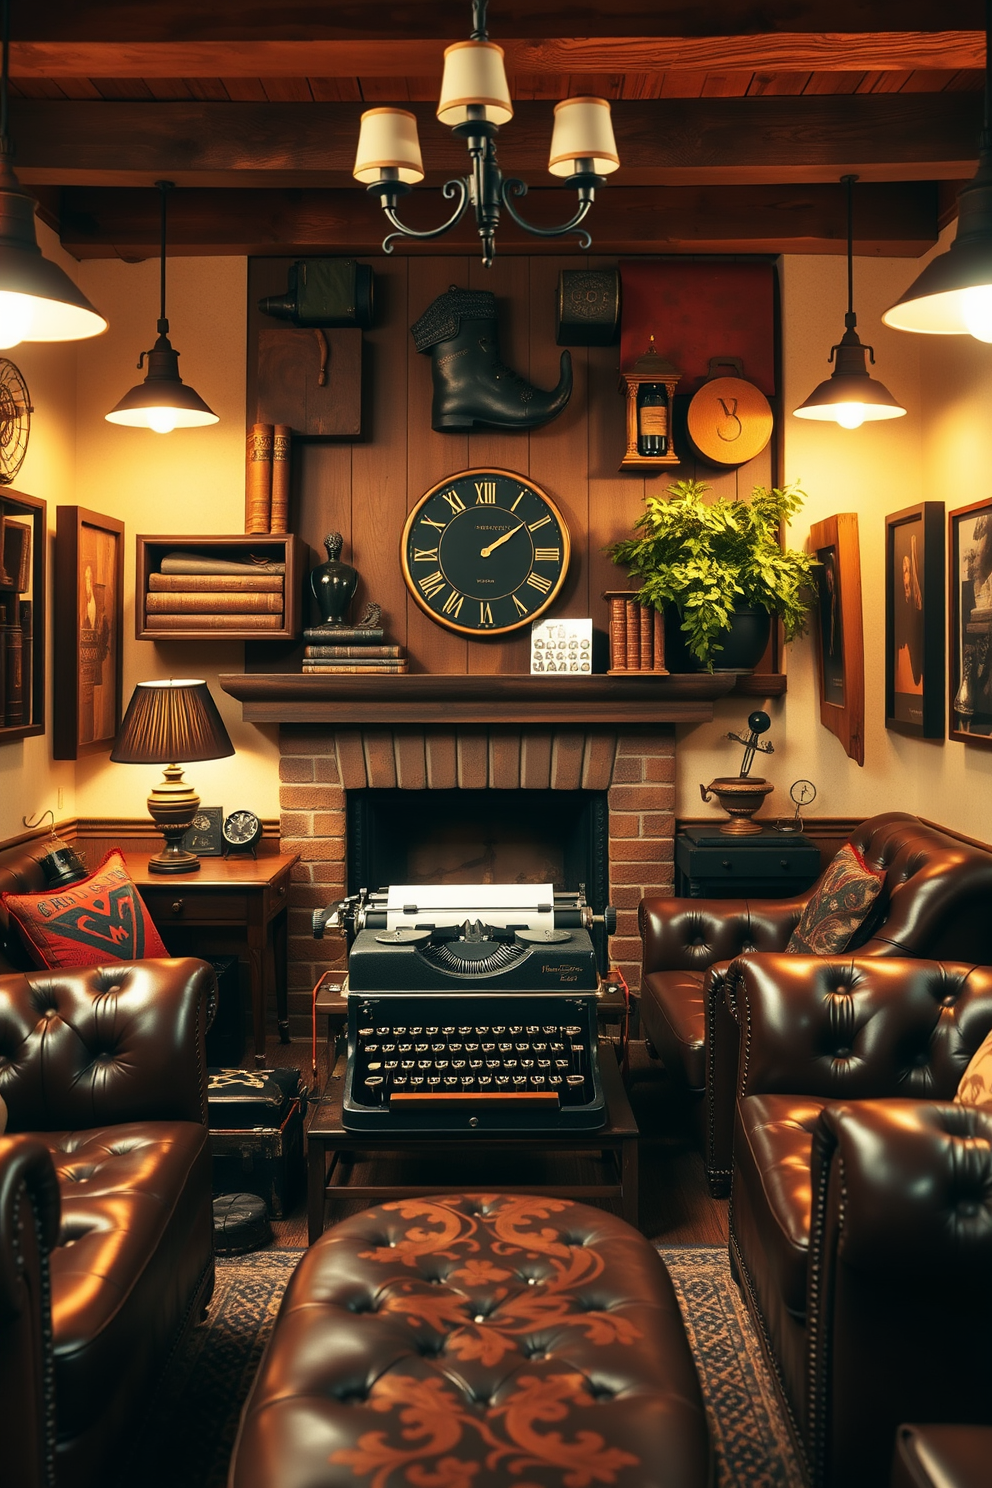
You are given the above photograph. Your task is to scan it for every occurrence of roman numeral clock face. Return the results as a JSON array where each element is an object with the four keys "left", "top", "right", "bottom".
[{"left": 401, "top": 469, "right": 570, "bottom": 636}]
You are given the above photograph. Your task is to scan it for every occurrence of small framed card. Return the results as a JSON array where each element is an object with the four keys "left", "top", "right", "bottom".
[
  {"left": 531, "top": 618, "right": 593, "bottom": 675},
  {"left": 183, "top": 805, "right": 224, "bottom": 856}
]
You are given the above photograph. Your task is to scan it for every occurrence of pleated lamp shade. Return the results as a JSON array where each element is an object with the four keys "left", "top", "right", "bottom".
[{"left": 111, "top": 680, "right": 234, "bottom": 765}]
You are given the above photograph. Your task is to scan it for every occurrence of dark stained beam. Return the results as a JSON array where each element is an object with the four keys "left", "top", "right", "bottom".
[
  {"left": 10, "top": 2, "right": 984, "bottom": 42},
  {"left": 9, "top": 34, "right": 986, "bottom": 78},
  {"left": 11, "top": 96, "right": 983, "bottom": 189},
  {"left": 57, "top": 181, "right": 938, "bottom": 259}
]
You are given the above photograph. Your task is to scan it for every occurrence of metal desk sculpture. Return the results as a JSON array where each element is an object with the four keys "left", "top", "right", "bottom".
[{"left": 699, "top": 710, "right": 775, "bottom": 835}]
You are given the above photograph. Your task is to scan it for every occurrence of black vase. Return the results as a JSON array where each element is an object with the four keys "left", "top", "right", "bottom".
[
  {"left": 665, "top": 604, "right": 771, "bottom": 673},
  {"left": 309, "top": 533, "right": 358, "bottom": 626}
]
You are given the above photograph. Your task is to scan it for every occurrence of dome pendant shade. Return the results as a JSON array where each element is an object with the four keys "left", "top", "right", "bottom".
[
  {"left": 0, "top": 166, "right": 106, "bottom": 346},
  {"left": 105, "top": 328, "right": 218, "bottom": 433},
  {"left": 882, "top": 156, "right": 992, "bottom": 335},
  {"left": 793, "top": 323, "right": 907, "bottom": 428}
]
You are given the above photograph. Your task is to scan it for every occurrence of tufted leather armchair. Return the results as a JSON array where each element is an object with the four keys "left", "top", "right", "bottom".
[
  {"left": 638, "top": 812, "right": 992, "bottom": 1195},
  {"left": 725, "top": 954, "right": 992, "bottom": 1488},
  {"left": 0, "top": 957, "right": 216, "bottom": 1488}
]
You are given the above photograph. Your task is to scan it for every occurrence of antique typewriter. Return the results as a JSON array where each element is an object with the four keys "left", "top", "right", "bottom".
[{"left": 313, "top": 884, "right": 617, "bottom": 1134}]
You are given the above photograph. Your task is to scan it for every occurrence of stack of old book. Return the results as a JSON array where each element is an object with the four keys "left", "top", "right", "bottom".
[
  {"left": 145, "top": 551, "right": 286, "bottom": 631},
  {"left": 302, "top": 622, "right": 409, "bottom": 674}
]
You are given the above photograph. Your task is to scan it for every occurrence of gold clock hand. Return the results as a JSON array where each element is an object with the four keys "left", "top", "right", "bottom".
[{"left": 480, "top": 523, "right": 524, "bottom": 559}]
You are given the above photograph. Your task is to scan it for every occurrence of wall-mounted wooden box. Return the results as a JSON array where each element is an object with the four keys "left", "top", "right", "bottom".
[
  {"left": 136, "top": 534, "right": 306, "bottom": 642},
  {"left": 0, "top": 487, "right": 45, "bottom": 741}
]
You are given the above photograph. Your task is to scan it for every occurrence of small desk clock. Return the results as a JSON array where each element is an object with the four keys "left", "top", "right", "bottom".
[{"left": 222, "top": 810, "right": 263, "bottom": 858}]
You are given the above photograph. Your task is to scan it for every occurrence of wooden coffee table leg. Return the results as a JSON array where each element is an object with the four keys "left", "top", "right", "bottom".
[
  {"left": 307, "top": 1135, "right": 327, "bottom": 1245},
  {"left": 621, "top": 1134, "right": 639, "bottom": 1228}
]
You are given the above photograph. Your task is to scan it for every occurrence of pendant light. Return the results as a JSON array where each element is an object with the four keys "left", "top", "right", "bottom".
[
  {"left": 882, "top": 0, "right": 992, "bottom": 337},
  {"left": 105, "top": 181, "right": 218, "bottom": 434},
  {"left": 0, "top": 0, "right": 106, "bottom": 348},
  {"left": 793, "top": 174, "right": 906, "bottom": 430}
]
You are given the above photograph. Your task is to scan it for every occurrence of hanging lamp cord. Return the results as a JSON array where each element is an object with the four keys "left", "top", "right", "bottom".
[
  {"left": 156, "top": 179, "right": 172, "bottom": 337},
  {"left": 0, "top": 0, "right": 11, "bottom": 163},
  {"left": 841, "top": 172, "right": 858, "bottom": 330}
]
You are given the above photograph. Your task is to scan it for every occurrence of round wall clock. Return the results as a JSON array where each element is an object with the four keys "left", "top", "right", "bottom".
[{"left": 401, "top": 468, "right": 570, "bottom": 636}]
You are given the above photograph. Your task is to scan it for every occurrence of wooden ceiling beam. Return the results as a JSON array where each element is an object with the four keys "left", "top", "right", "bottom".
[
  {"left": 57, "top": 181, "right": 937, "bottom": 259},
  {"left": 11, "top": 2, "right": 984, "bottom": 43},
  {"left": 9, "top": 34, "right": 985, "bottom": 78},
  {"left": 11, "top": 97, "right": 982, "bottom": 189}
]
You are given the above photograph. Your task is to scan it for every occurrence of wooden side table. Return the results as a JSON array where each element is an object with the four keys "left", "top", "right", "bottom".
[
  {"left": 128, "top": 850, "right": 300, "bottom": 1067},
  {"left": 306, "top": 1041, "right": 639, "bottom": 1242}
]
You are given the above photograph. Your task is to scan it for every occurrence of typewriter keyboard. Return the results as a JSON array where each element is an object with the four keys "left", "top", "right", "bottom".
[{"left": 351, "top": 1018, "right": 594, "bottom": 1108}]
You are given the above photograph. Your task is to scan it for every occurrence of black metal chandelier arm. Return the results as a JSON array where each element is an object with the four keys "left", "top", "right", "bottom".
[
  {"left": 499, "top": 178, "right": 594, "bottom": 248},
  {"left": 379, "top": 178, "right": 470, "bottom": 254}
]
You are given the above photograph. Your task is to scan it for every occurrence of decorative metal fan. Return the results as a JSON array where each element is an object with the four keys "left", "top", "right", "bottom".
[{"left": 0, "top": 359, "right": 32, "bottom": 484}]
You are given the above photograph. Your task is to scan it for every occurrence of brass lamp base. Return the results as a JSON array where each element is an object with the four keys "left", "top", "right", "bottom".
[
  {"left": 146, "top": 762, "right": 201, "bottom": 873},
  {"left": 699, "top": 776, "right": 774, "bottom": 835}
]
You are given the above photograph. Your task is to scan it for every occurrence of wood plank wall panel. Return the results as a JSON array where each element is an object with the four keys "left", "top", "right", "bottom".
[{"left": 246, "top": 252, "right": 778, "bottom": 676}]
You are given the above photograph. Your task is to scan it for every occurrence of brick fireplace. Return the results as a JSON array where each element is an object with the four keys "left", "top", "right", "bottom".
[{"left": 277, "top": 724, "right": 675, "bottom": 1035}]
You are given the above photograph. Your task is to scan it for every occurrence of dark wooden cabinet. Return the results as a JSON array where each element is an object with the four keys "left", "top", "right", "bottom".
[{"left": 675, "top": 825, "right": 821, "bottom": 899}]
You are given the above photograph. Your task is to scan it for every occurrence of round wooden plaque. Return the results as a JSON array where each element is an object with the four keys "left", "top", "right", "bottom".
[{"left": 686, "top": 375, "right": 773, "bottom": 467}]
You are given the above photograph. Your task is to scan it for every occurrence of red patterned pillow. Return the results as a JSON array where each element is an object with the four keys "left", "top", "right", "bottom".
[
  {"left": 2, "top": 849, "right": 169, "bottom": 970},
  {"left": 786, "top": 841, "right": 884, "bottom": 956}
]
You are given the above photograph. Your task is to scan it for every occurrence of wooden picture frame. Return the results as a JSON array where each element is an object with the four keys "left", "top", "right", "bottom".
[
  {"left": 54, "top": 506, "right": 125, "bottom": 760},
  {"left": 0, "top": 488, "right": 46, "bottom": 742},
  {"left": 809, "top": 512, "right": 865, "bottom": 766},
  {"left": 948, "top": 497, "right": 992, "bottom": 747},
  {"left": 885, "top": 502, "right": 944, "bottom": 739}
]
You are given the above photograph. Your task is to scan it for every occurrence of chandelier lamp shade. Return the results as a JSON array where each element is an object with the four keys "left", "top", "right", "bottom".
[
  {"left": 111, "top": 679, "right": 235, "bottom": 875},
  {"left": 105, "top": 180, "right": 218, "bottom": 434},
  {"left": 352, "top": 0, "right": 619, "bottom": 268},
  {"left": 0, "top": 0, "right": 106, "bottom": 350},
  {"left": 794, "top": 174, "right": 906, "bottom": 430},
  {"left": 883, "top": 0, "right": 992, "bottom": 339}
]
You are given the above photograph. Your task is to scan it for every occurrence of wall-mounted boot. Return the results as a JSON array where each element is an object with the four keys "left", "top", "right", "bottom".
[{"left": 411, "top": 287, "right": 572, "bottom": 433}]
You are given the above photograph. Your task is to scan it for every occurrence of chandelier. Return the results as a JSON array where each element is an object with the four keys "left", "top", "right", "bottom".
[{"left": 352, "top": 0, "right": 620, "bottom": 268}]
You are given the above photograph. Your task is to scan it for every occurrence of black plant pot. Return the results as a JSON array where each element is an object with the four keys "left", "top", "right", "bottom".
[{"left": 665, "top": 605, "right": 771, "bottom": 673}]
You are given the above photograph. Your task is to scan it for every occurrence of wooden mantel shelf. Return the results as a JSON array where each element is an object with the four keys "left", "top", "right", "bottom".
[{"left": 218, "top": 672, "right": 738, "bottom": 726}]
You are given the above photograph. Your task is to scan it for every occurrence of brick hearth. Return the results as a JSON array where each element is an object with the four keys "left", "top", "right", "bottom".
[{"left": 278, "top": 724, "right": 675, "bottom": 1036}]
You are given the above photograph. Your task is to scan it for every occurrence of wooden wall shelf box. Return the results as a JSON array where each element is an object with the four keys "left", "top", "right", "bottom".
[
  {"left": 0, "top": 488, "right": 45, "bottom": 742},
  {"left": 219, "top": 672, "right": 737, "bottom": 726},
  {"left": 136, "top": 534, "right": 306, "bottom": 641}
]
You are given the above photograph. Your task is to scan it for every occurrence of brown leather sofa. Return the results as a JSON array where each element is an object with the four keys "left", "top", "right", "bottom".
[
  {"left": 0, "top": 954, "right": 216, "bottom": 1488},
  {"left": 638, "top": 812, "right": 992, "bottom": 1193},
  {"left": 892, "top": 1425, "right": 992, "bottom": 1488},
  {"left": 724, "top": 954, "right": 992, "bottom": 1488}
]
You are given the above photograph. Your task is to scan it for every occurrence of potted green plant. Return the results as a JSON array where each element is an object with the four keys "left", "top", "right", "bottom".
[{"left": 608, "top": 478, "right": 817, "bottom": 671}]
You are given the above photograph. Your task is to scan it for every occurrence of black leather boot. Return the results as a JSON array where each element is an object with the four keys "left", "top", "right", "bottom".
[{"left": 411, "top": 287, "right": 572, "bottom": 432}]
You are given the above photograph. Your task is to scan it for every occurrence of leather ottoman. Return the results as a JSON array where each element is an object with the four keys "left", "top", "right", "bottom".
[{"left": 228, "top": 1193, "right": 711, "bottom": 1488}]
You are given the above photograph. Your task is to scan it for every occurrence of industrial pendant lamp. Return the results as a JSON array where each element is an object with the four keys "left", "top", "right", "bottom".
[
  {"left": 105, "top": 181, "right": 218, "bottom": 434},
  {"left": 0, "top": 0, "right": 106, "bottom": 348},
  {"left": 352, "top": 0, "right": 619, "bottom": 267},
  {"left": 793, "top": 174, "right": 906, "bottom": 429},
  {"left": 883, "top": 0, "right": 992, "bottom": 337}
]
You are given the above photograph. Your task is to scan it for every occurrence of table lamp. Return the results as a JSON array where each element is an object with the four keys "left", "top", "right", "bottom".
[{"left": 111, "top": 679, "right": 235, "bottom": 874}]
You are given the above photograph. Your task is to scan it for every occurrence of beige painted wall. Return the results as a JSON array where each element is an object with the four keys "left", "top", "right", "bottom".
[{"left": 70, "top": 252, "right": 281, "bottom": 822}]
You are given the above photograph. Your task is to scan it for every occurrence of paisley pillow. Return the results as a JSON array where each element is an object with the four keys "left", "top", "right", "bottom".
[
  {"left": 2, "top": 849, "right": 168, "bottom": 970},
  {"left": 786, "top": 841, "right": 884, "bottom": 956},
  {"left": 956, "top": 1027, "right": 992, "bottom": 1113}
]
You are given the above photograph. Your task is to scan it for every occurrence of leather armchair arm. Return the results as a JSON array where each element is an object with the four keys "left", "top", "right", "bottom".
[
  {"left": 804, "top": 1101, "right": 992, "bottom": 1488},
  {"left": 0, "top": 957, "right": 216, "bottom": 1132},
  {"left": 725, "top": 954, "right": 992, "bottom": 1104},
  {"left": 639, "top": 894, "right": 807, "bottom": 976},
  {"left": 0, "top": 1134, "right": 59, "bottom": 1488}
]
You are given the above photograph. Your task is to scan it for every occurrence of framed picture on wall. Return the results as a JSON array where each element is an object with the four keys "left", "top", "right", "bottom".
[
  {"left": 884, "top": 502, "right": 944, "bottom": 739},
  {"left": 54, "top": 507, "right": 125, "bottom": 760},
  {"left": 949, "top": 497, "right": 992, "bottom": 747},
  {"left": 809, "top": 512, "right": 865, "bottom": 766}
]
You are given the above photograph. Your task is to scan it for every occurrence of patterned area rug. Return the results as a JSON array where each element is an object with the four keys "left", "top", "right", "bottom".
[{"left": 121, "top": 1245, "right": 803, "bottom": 1488}]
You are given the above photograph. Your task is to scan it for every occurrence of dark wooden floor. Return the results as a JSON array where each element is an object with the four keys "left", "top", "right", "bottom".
[{"left": 263, "top": 1036, "right": 729, "bottom": 1248}]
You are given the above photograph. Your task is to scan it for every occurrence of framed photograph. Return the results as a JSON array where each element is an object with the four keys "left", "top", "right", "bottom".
[
  {"left": 885, "top": 502, "right": 944, "bottom": 738},
  {"left": 183, "top": 806, "right": 224, "bottom": 856},
  {"left": 809, "top": 512, "right": 865, "bottom": 766},
  {"left": 54, "top": 506, "right": 125, "bottom": 760},
  {"left": 949, "top": 498, "right": 992, "bottom": 746}
]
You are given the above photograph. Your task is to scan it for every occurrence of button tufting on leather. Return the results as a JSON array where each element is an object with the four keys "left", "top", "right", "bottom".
[
  {"left": 942, "top": 995, "right": 957, "bottom": 1008},
  {"left": 834, "top": 1047, "right": 852, "bottom": 1059},
  {"left": 957, "top": 1201, "right": 980, "bottom": 1218}
]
